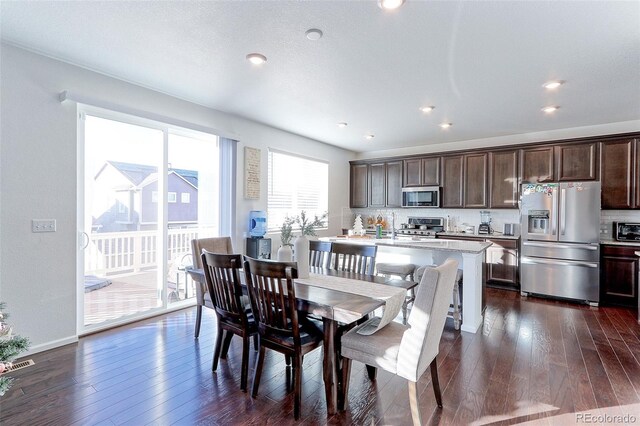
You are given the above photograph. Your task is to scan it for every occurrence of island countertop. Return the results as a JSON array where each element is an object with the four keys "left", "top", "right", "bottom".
[{"left": 321, "top": 236, "right": 492, "bottom": 254}]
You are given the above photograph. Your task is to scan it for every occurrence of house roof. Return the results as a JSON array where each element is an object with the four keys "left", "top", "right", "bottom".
[{"left": 104, "top": 161, "right": 198, "bottom": 188}]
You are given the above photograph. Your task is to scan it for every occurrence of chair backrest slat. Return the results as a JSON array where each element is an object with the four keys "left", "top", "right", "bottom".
[
  {"left": 330, "top": 242, "right": 377, "bottom": 275},
  {"left": 309, "top": 240, "right": 332, "bottom": 269},
  {"left": 244, "top": 258, "right": 301, "bottom": 346},
  {"left": 201, "top": 251, "right": 246, "bottom": 324}
]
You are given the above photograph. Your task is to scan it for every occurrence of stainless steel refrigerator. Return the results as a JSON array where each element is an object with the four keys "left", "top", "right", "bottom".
[{"left": 520, "top": 182, "right": 600, "bottom": 305}]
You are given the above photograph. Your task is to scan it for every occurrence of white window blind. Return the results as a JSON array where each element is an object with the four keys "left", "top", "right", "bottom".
[{"left": 267, "top": 150, "right": 328, "bottom": 231}]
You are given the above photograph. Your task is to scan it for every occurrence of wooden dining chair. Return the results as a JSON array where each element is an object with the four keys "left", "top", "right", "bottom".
[
  {"left": 201, "top": 251, "right": 257, "bottom": 391},
  {"left": 191, "top": 236, "right": 234, "bottom": 338},
  {"left": 243, "top": 257, "right": 324, "bottom": 420},
  {"left": 339, "top": 259, "right": 459, "bottom": 426},
  {"left": 309, "top": 240, "right": 332, "bottom": 268},
  {"left": 330, "top": 242, "right": 377, "bottom": 275}
]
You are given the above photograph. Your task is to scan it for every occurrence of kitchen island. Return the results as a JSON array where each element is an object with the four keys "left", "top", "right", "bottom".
[{"left": 321, "top": 236, "right": 492, "bottom": 333}]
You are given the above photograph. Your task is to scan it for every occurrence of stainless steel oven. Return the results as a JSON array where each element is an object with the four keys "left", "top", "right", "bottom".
[{"left": 402, "top": 186, "right": 440, "bottom": 208}]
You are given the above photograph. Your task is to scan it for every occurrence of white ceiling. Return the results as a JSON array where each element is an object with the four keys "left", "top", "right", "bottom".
[{"left": 1, "top": 1, "right": 639, "bottom": 153}]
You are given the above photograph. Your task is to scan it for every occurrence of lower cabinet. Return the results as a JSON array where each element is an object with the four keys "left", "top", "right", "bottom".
[
  {"left": 485, "top": 238, "right": 518, "bottom": 287},
  {"left": 437, "top": 235, "right": 520, "bottom": 289},
  {"left": 600, "top": 245, "right": 639, "bottom": 308}
]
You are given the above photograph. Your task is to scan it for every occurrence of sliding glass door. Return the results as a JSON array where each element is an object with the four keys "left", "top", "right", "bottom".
[{"left": 79, "top": 108, "right": 219, "bottom": 331}]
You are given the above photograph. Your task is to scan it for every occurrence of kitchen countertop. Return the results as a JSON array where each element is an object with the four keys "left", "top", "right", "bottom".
[
  {"left": 323, "top": 236, "right": 492, "bottom": 254},
  {"left": 600, "top": 239, "right": 640, "bottom": 247},
  {"left": 437, "top": 231, "right": 520, "bottom": 240}
]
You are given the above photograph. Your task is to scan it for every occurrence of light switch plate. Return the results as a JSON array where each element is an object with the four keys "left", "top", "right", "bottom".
[{"left": 32, "top": 219, "right": 56, "bottom": 233}]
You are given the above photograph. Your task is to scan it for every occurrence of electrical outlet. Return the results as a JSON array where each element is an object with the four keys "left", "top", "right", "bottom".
[{"left": 32, "top": 219, "right": 56, "bottom": 233}]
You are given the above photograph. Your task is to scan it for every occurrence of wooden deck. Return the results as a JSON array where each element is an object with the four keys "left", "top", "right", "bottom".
[
  {"left": 84, "top": 271, "right": 195, "bottom": 326},
  {"left": 2, "top": 288, "right": 640, "bottom": 425}
]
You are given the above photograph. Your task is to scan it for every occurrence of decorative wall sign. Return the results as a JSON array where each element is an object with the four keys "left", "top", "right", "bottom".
[{"left": 244, "top": 147, "right": 261, "bottom": 199}]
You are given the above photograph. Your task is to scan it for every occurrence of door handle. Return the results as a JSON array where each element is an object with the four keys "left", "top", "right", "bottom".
[
  {"left": 80, "top": 231, "right": 90, "bottom": 249},
  {"left": 551, "top": 189, "right": 558, "bottom": 235},
  {"left": 521, "top": 257, "right": 598, "bottom": 268},
  {"left": 560, "top": 188, "right": 567, "bottom": 236},
  {"left": 522, "top": 241, "right": 598, "bottom": 250}
]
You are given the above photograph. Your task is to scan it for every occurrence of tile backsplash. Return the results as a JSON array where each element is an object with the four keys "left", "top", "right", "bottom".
[
  {"left": 342, "top": 208, "right": 640, "bottom": 240},
  {"left": 600, "top": 210, "right": 640, "bottom": 241},
  {"left": 347, "top": 208, "right": 520, "bottom": 234}
]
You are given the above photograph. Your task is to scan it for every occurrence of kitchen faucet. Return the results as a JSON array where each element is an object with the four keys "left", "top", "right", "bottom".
[{"left": 391, "top": 212, "right": 397, "bottom": 240}]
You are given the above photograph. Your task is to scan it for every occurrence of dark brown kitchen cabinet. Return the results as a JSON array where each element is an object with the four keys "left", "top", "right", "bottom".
[
  {"left": 385, "top": 160, "right": 403, "bottom": 207},
  {"left": 556, "top": 142, "right": 598, "bottom": 181},
  {"left": 489, "top": 150, "right": 519, "bottom": 208},
  {"left": 349, "top": 164, "right": 368, "bottom": 208},
  {"left": 485, "top": 238, "right": 518, "bottom": 286},
  {"left": 601, "top": 139, "right": 635, "bottom": 209},
  {"left": 442, "top": 155, "right": 464, "bottom": 208},
  {"left": 600, "top": 245, "right": 638, "bottom": 308},
  {"left": 636, "top": 140, "right": 640, "bottom": 208},
  {"left": 464, "top": 153, "right": 488, "bottom": 208},
  {"left": 404, "top": 157, "right": 440, "bottom": 187},
  {"left": 520, "top": 146, "right": 555, "bottom": 183},
  {"left": 369, "top": 163, "right": 386, "bottom": 207}
]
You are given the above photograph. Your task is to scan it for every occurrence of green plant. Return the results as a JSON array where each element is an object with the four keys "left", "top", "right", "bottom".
[
  {"left": 0, "top": 302, "right": 30, "bottom": 397},
  {"left": 296, "top": 211, "right": 328, "bottom": 237},
  {"left": 280, "top": 216, "right": 296, "bottom": 246}
]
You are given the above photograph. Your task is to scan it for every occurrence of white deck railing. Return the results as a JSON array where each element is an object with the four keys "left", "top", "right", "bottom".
[{"left": 86, "top": 227, "right": 216, "bottom": 276}]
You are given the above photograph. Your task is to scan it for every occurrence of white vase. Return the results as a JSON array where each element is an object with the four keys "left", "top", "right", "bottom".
[
  {"left": 277, "top": 245, "right": 293, "bottom": 262},
  {"left": 293, "top": 235, "right": 310, "bottom": 278}
]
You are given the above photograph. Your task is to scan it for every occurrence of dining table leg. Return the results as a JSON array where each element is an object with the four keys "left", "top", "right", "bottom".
[{"left": 322, "top": 318, "right": 338, "bottom": 416}]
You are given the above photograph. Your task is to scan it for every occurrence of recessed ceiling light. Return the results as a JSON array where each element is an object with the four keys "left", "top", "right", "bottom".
[
  {"left": 542, "top": 106, "right": 560, "bottom": 114},
  {"left": 246, "top": 53, "right": 267, "bottom": 65},
  {"left": 439, "top": 123, "right": 452, "bottom": 129},
  {"left": 337, "top": 122, "right": 348, "bottom": 128},
  {"left": 378, "top": 0, "right": 405, "bottom": 10},
  {"left": 305, "top": 29, "right": 323, "bottom": 41},
  {"left": 365, "top": 134, "right": 375, "bottom": 140},
  {"left": 420, "top": 106, "right": 435, "bottom": 113},
  {"left": 543, "top": 80, "right": 564, "bottom": 90}
]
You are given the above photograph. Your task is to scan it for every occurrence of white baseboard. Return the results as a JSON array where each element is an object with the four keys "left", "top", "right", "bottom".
[{"left": 23, "top": 335, "right": 79, "bottom": 356}]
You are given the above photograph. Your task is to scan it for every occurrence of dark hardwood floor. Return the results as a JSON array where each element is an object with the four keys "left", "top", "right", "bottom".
[{"left": 2, "top": 288, "right": 640, "bottom": 425}]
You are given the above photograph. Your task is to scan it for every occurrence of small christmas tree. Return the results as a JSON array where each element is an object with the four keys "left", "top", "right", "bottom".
[
  {"left": 353, "top": 214, "right": 365, "bottom": 236},
  {"left": 0, "top": 302, "right": 29, "bottom": 397}
]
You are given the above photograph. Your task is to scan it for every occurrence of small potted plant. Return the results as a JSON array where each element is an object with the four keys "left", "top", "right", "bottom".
[
  {"left": 293, "top": 211, "right": 328, "bottom": 278},
  {"left": 277, "top": 216, "right": 295, "bottom": 261}
]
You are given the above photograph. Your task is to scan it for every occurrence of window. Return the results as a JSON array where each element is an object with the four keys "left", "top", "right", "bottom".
[
  {"left": 151, "top": 191, "right": 158, "bottom": 203},
  {"left": 168, "top": 192, "right": 177, "bottom": 203},
  {"left": 267, "top": 149, "right": 328, "bottom": 231},
  {"left": 181, "top": 192, "right": 190, "bottom": 203}
]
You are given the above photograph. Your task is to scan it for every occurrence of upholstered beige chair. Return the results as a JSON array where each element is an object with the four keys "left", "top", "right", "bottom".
[
  {"left": 191, "top": 237, "right": 234, "bottom": 338},
  {"left": 339, "top": 259, "right": 459, "bottom": 425}
]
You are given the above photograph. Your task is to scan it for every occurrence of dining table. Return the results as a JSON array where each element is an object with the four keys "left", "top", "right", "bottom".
[{"left": 187, "top": 266, "right": 417, "bottom": 416}]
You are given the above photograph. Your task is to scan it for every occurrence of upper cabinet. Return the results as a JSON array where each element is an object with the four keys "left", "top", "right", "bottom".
[
  {"left": 521, "top": 142, "right": 597, "bottom": 184},
  {"left": 556, "top": 142, "right": 598, "bottom": 181},
  {"left": 349, "top": 161, "right": 403, "bottom": 208},
  {"left": 520, "top": 146, "right": 555, "bottom": 183},
  {"left": 385, "top": 160, "right": 403, "bottom": 207},
  {"left": 489, "top": 150, "right": 519, "bottom": 208},
  {"left": 403, "top": 157, "right": 440, "bottom": 187},
  {"left": 349, "top": 164, "right": 368, "bottom": 208},
  {"left": 441, "top": 155, "right": 464, "bottom": 208},
  {"left": 463, "top": 153, "right": 488, "bottom": 208},
  {"left": 368, "top": 162, "right": 387, "bottom": 207},
  {"left": 601, "top": 138, "right": 637, "bottom": 209},
  {"left": 351, "top": 133, "right": 639, "bottom": 211}
]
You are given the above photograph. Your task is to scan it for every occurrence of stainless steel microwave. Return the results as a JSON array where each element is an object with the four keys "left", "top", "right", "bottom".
[{"left": 402, "top": 186, "right": 441, "bottom": 208}]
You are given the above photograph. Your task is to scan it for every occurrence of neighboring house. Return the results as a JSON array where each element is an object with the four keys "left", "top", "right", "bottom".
[{"left": 93, "top": 161, "right": 198, "bottom": 232}]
